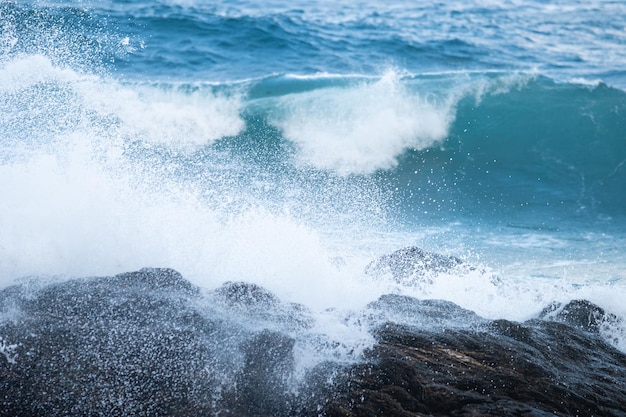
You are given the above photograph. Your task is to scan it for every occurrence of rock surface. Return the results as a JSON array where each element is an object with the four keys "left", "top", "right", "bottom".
[
  {"left": 0, "top": 265, "right": 625, "bottom": 417},
  {"left": 320, "top": 308, "right": 626, "bottom": 416},
  {"left": 364, "top": 246, "right": 465, "bottom": 285},
  {"left": 0, "top": 268, "right": 217, "bottom": 416}
]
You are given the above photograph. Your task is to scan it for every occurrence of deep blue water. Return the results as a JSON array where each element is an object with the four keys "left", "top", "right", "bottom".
[{"left": 1, "top": 0, "right": 626, "bottom": 350}]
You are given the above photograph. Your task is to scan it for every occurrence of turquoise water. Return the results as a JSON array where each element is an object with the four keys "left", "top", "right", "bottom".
[{"left": 1, "top": 0, "right": 626, "bottom": 351}]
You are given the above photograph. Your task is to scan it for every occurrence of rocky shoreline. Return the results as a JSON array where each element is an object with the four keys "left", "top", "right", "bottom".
[
  {"left": 1, "top": 254, "right": 625, "bottom": 416},
  {"left": 320, "top": 301, "right": 626, "bottom": 416}
]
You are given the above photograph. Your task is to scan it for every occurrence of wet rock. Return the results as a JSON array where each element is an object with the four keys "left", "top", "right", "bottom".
[
  {"left": 367, "top": 295, "right": 486, "bottom": 329},
  {"left": 236, "top": 329, "right": 296, "bottom": 417},
  {"left": 315, "top": 298, "right": 626, "bottom": 417},
  {"left": 0, "top": 270, "right": 306, "bottom": 417},
  {"left": 366, "top": 246, "right": 463, "bottom": 277},
  {"left": 212, "top": 281, "right": 315, "bottom": 331},
  {"left": 539, "top": 299, "right": 622, "bottom": 333},
  {"left": 215, "top": 280, "right": 281, "bottom": 309},
  {"left": 0, "top": 269, "right": 215, "bottom": 417},
  {"left": 114, "top": 267, "right": 198, "bottom": 296},
  {"left": 2, "top": 268, "right": 625, "bottom": 417},
  {"left": 364, "top": 247, "right": 469, "bottom": 287}
]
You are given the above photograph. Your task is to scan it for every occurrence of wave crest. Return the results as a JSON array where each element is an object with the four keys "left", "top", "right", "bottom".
[
  {"left": 269, "top": 71, "right": 453, "bottom": 174},
  {"left": 0, "top": 55, "right": 245, "bottom": 153}
]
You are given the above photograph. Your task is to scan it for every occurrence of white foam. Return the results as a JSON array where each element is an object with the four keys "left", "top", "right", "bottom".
[
  {"left": 268, "top": 70, "right": 539, "bottom": 175},
  {"left": 270, "top": 71, "right": 453, "bottom": 175},
  {"left": 0, "top": 336, "right": 18, "bottom": 365},
  {"left": 81, "top": 83, "right": 245, "bottom": 150},
  {"left": 0, "top": 55, "right": 247, "bottom": 285},
  {"left": 0, "top": 55, "right": 245, "bottom": 153}
]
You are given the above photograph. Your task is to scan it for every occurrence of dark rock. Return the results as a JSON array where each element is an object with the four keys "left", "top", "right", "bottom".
[
  {"left": 364, "top": 247, "right": 473, "bottom": 288},
  {"left": 113, "top": 268, "right": 198, "bottom": 296},
  {"left": 0, "top": 270, "right": 304, "bottom": 417},
  {"left": 539, "top": 299, "right": 622, "bottom": 333},
  {"left": 367, "top": 295, "right": 486, "bottom": 329},
  {"left": 212, "top": 281, "right": 315, "bottom": 331},
  {"left": 215, "top": 280, "right": 281, "bottom": 309},
  {"left": 236, "top": 329, "right": 296, "bottom": 417},
  {"left": 489, "top": 318, "right": 534, "bottom": 344},
  {"left": 2, "top": 268, "right": 626, "bottom": 417},
  {"left": 314, "top": 298, "right": 626, "bottom": 417},
  {"left": 0, "top": 269, "right": 215, "bottom": 417}
]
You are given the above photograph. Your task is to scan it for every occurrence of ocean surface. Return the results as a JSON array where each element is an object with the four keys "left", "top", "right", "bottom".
[{"left": 1, "top": 0, "right": 626, "bottom": 368}]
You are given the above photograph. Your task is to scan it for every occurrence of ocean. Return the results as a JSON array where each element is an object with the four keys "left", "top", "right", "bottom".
[{"left": 1, "top": 0, "right": 626, "bottom": 401}]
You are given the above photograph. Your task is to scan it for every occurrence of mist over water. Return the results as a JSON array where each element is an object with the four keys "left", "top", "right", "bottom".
[{"left": 1, "top": 0, "right": 626, "bottom": 364}]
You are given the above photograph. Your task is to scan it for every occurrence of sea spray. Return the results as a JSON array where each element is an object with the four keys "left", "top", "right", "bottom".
[
  {"left": 1, "top": 57, "right": 625, "bottom": 349},
  {"left": 1, "top": 3, "right": 626, "bottom": 414},
  {"left": 270, "top": 71, "right": 453, "bottom": 174}
]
